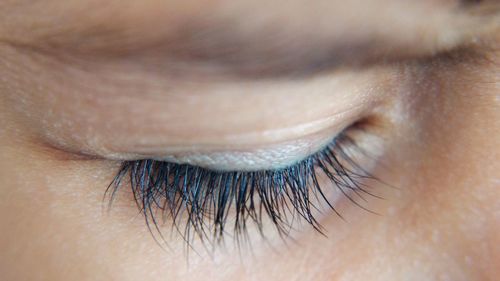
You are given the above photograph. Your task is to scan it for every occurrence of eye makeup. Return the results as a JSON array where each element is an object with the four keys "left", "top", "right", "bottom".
[{"left": 107, "top": 123, "right": 379, "bottom": 245}]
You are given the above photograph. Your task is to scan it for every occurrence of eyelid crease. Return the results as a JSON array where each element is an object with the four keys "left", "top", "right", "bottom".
[{"left": 121, "top": 103, "right": 366, "bottom": 155}]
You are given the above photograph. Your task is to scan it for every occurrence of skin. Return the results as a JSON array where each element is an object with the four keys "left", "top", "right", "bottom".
[{"left": 0, "top": 1, "right": 499, "bottom": 280}]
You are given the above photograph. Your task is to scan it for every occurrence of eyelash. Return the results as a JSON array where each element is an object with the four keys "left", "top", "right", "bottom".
[{"left": 106, "top": 126, "right": 376, "bottom": 246}]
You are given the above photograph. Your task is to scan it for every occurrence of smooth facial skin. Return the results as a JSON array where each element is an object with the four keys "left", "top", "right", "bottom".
[{"left": 0, "top": 1, "right": 499, "bottom": 280}]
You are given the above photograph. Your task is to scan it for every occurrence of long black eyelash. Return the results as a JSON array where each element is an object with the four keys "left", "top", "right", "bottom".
[{"left": 106, "top": 132, "right": 375, "bottom": 247}]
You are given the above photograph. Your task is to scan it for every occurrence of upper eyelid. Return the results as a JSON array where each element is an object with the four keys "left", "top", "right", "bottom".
[
  {"left": 2, "top": 49, "right": 384, "bottom": 164},
  {"left": 88, "top": 99, "right": 371, "bottom": 171}
]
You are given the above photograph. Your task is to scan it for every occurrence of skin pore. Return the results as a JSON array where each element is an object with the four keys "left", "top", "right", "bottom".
[{"left": 0, "top": 1, "right": 499, "bottom": 280}]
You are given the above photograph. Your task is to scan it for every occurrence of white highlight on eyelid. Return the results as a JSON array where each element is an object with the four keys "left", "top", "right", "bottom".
[{"left": 154, "top": 135, "right": 333, "bottom": 171}]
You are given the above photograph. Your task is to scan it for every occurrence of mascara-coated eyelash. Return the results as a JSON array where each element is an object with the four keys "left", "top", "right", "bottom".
[{"left": 106, "top": 128, "right": 376, "bottom": 245}]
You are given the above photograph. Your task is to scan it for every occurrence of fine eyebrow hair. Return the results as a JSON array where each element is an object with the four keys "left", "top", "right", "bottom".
[
  {"left": 22, "top": 24, "right": 476, "bottom": 81},
  {"left": 3, "top": 1, "right": 497, "bottom": 79}
]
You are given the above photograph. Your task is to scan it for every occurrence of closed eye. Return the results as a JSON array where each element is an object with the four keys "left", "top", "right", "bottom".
[{"left": 105, "top": 122, "right": 382, "bottom": 246}]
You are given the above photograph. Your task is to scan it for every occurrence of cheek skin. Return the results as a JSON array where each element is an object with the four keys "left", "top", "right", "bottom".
[
  {"left": 404, "top": 54, "right": 500, "bottom": 278},
  {"left": 383, "top": 52, "right": 500, "bottom": 278}
]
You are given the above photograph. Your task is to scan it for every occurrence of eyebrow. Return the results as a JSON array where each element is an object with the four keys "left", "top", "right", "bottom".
[{"left": 7, "top": 1, "right": 495, "bottom": 79}]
